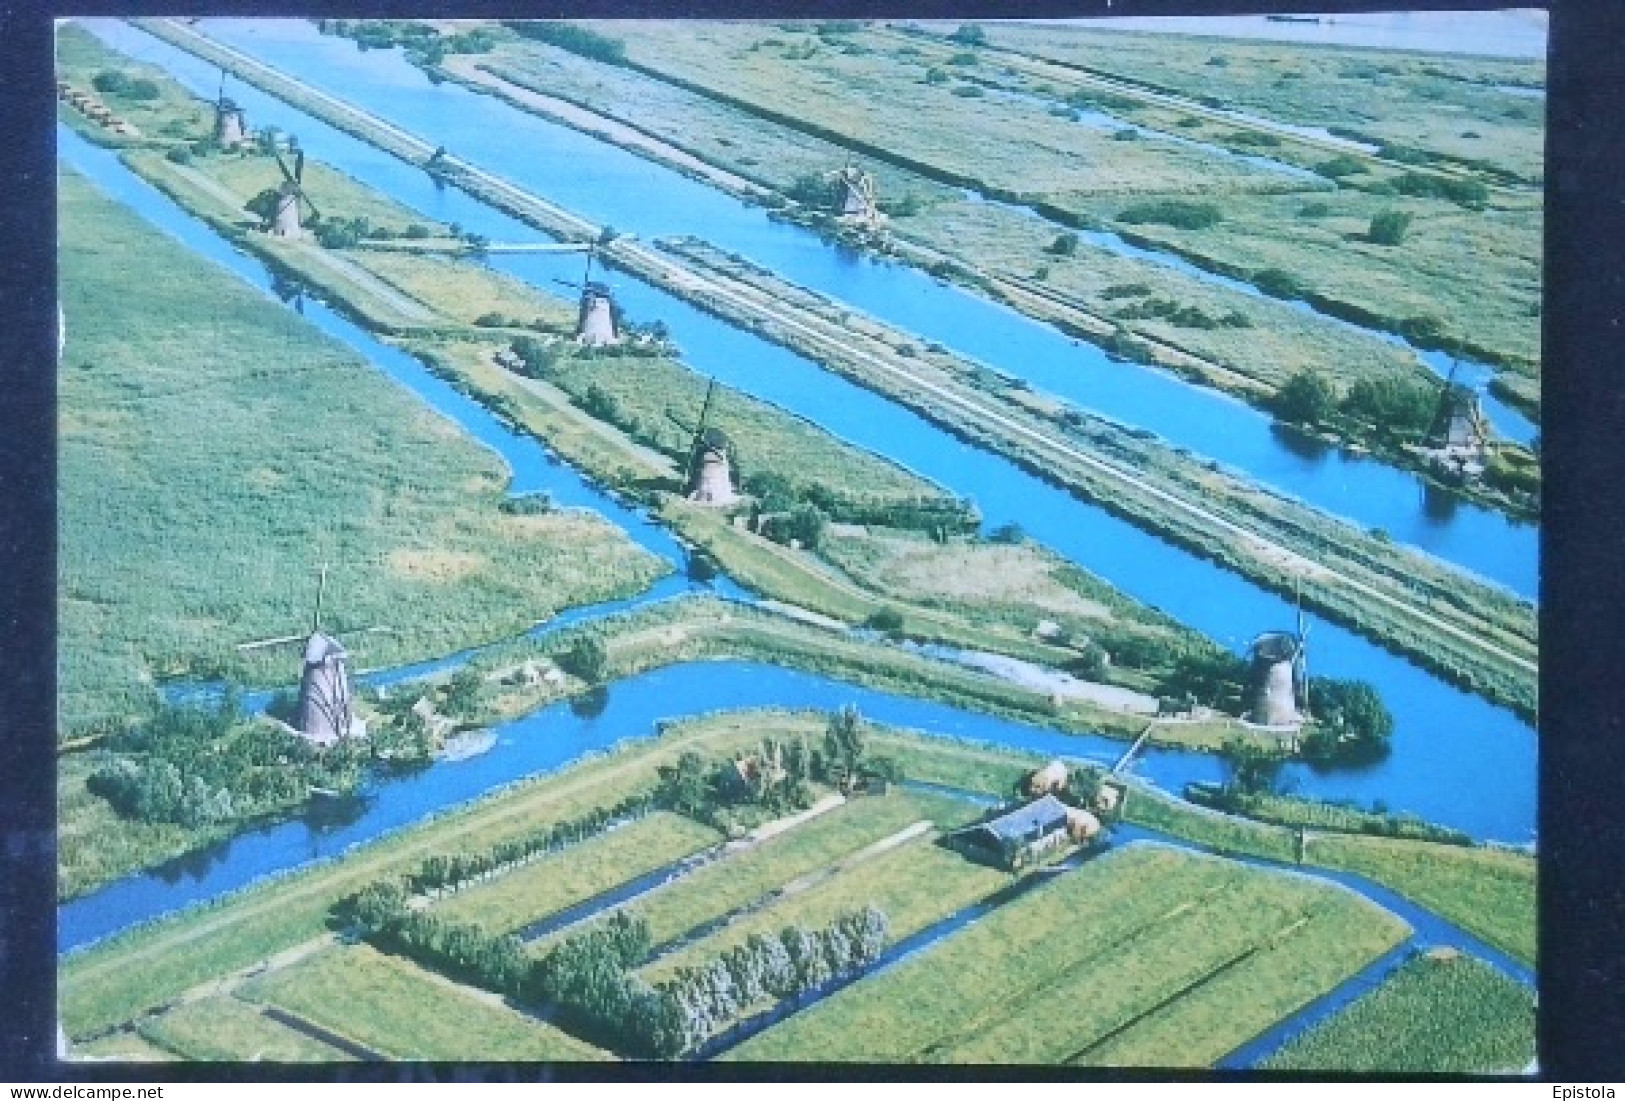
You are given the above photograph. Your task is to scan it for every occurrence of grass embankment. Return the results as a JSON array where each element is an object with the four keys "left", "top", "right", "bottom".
[
  {"left": 841, "top": 718, "right": 1536, "bottom": 967},
  {"left": 137, "top": 995, "right": 352, "bottom": 1062},
  {"left": 431, "top": 812, "right": 722, "bottom": 935},
  {"left": 1261, "top": 951, "right": 1536, "bottom": 1073},
  {"left": 238, "top": 944, "right": 607, "bottom": 1061},
  {"left": 727, "top": 842, "right": 1408, "bottom": 1063}
]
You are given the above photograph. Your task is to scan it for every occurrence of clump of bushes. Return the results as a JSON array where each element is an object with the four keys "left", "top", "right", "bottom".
[
  {"left": 503, "top": 21, "right": 625, "bottom": 63},
  {"left": 1367, "top": 208, "right": 1415, "bottom": 246},
  {"left": 1315, "top": 154, "right": 1368, "bottom": 179},
  {"left": 1253, "top": 267, "right": 1309, "bottom": 300},
  {"left": 1116, "top": 199, "right": 1223, "bottom": 230},
  {"left": 91, "top": 70, "right": 160, "bottom": 100},
  {"left": 1388, "top": 171, "right": 1488, "bottom": 207}
]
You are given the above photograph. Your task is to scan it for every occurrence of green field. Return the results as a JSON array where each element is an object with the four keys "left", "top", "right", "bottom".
[
  {"left": 576, "top": 791, "right": 957, "bottom": 951},
  {"left": 852, "top": 720, "right": 1536, "bottom": 966},
  {"left": 1262, "top": 951, "right": 1535, "bottom": 1073},
  {"left": 1307, "top": 833, "right": 1536, "bottom": 966},
  {"left": 56, "top": 165, "right": 664, "bottom": 740},
  {"left": 972, "top": 22, "right": 1545, "bottom": 184},
  {"left": 642, "top": 827, "right": 1009, "bottom": 984},
  {"left": 431, "top": 812, "right": 721, "bottom": 934},
  {"left": 138, "top": 995, "right": 353, "bottom": 1062},
  {"left": 727, "top": 842, "right": 1408, "bottom": 1062},
  {"left": 238, "top": 944, "right": 607, "bottom": 1060}
]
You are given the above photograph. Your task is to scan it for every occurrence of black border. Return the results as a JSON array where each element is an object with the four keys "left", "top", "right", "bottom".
[{"left": 5, "top": 0, "right": 1623, "bottom": 1083}]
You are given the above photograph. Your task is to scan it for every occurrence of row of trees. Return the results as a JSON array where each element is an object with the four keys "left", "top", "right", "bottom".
[
  {"left": 90, "top": 69, "right": 159, "bottom": 101},
  {"left": 1273, "top": 369, "right": 1437, "bottom": 438},
  {"left": 342, "top": 876, "right": 890, "bottom": 1059},
  {"left": 408, "top": 788, "right": 660, "bottom": 895},
  {"left": 662, "top": 907, "right": 890, "bottom": 1053}
]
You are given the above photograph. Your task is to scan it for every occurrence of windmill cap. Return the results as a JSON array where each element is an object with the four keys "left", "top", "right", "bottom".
[
  {"left": 304, "top": 632, "right": 347, "bottom": 665},
  {"left": 1250, "top": 631, "right": 1301, "bottom": 661}
]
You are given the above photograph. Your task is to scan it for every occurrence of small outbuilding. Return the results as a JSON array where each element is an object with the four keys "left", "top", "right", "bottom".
[
  {"left": 1025, "top": 759, "right": 1069, "bottom": 798},
  {"left": 946, "top": 794, "right": 1094, "bottom": 870}
]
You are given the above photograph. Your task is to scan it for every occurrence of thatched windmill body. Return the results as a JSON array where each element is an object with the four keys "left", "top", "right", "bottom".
[
  {"left": 1425, "top": 360, "right": 1489, "bottom": 454},
  {"left": 828, "top": 158, "right": 879, "bottom": 224},
  {"left": 1244, "top": 597, "right": 1308, "bottom": 727},
  {"left": 237, "top": 566, "right": 363, "bottom": 747},
  {"left": 212, "top": 69, "right": 249, "bottom": 149},
  {"left": 268, "top": 142, "right": 319, "bottom": 240},
  {"left": 554, "top": 244, "right": 619, "bottom": 346},
  {"left": 668, "top": 378, "right": 738, "bottom": 506}
]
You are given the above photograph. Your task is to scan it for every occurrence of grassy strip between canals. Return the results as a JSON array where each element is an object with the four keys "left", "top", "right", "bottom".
[
  {"left": 1261, "top": 951, "right": 1535, "bottom": 1073},
  {"left": 137, "top": 995, "right": 353, "bottom": 1062},
  {"left": 238, "top": 943, "right": 606, "bottom": 1061},
  {"left": 726, "top": 842, "right": 1408, "bottom": 1063},
  {"left": 430, "top": 812, "right": 722, "bottom": 935},
  {"left": 856, "top": 721, "right": 1535, "bottom": 967},
  {"left": 642, "top": 823, "right": 1009, "bottom": 984},
  {"left": 567, "top": 792, "right": 955, "bottom": 952}
]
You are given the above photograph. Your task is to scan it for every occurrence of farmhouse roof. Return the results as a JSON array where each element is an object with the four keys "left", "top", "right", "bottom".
[{"left": 960, "top": 794, "right": 1072, "bottom": 845}]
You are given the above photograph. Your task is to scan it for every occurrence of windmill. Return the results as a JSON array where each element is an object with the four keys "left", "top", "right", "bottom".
[
  {"left": 1424, "top": 359, "right": 1489, "bottom": 454},
  {"left": 827, "top": 156, "right": 879, "bottom": 224},
  {"left": 212, "top": 68, "right": 249, "bottom": 149},
  {"left": 267, "top": 139, "right": 320, "bottom": 239},
  {"left": 553, "top": 242, "right": 619, "bottom": 346},
  {"left": 666, "top": 378, "right": 737, "bottom": 506},
  {"left": 1243, "top": 582, "right": 1308, "bottom": 728},
  {"left": 235, "top": 565, "right": 365, "bottom": 747}
]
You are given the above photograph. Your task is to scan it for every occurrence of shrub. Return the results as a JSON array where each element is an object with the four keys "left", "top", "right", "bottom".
[
  {"left": 125, "top": 78, "right": 160, "bottom": 101},
  {"left": 1297, "top": 201, "right": 1332, "bottom": 218},
  {"left": 1340, "top": 375, "right": 1435, "bottom": 436},
  {"left": 951, "top": 84, "right": 985, "bottom": 98},
  {"left": 503, "top": 21, "right": 625, "bottom": 63},
  {"left": 924, "top": 67, "right": 950, "bottom": 85},
  {"left": 561, "top": 634, "right": 610, "bottom": 683},
  {"left": 1273, "top": 370, "right": 1337, "bottom": 427},
  {"left": 1045, "top": 232, "right": 1079, "bottom": 257},
  {"left": 1315, "top": 154, "right": 1368, "bottom": 179},
  {"left": 164, "top": 146, "right": 191, "bottom": 165},
  {"left": 1368, "top": 209, "right": 1414, "bottom": 246},
  {"left": 91, "top": 70, "right": 129, "bottom": 95},
  {"left": 1389, "top": 171, "right": 1488, "bottom": 207},
  {"left": 951, "top": 23, "right": 987, "bottom": 45},
  {"left": 1116, "top": 199, "right": 1223, "bottom": 230},
  {"left": 1253, "top": 267, "right": 1308, "bottom": 300},
  {"left": 865, "top": 608, "right": 904, "bottom": 632},
  {"left": 947, "top": 51, "right": 978, "bottom": 67}
]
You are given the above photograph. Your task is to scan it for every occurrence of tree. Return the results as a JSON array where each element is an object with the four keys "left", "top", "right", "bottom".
[
  {"left": 442, "top": 668, "right": 482, "bottom": 716},
  {"left": 1340, "top": 375, "right": 1434, "bottom": 436},
  {"left": 951, "top": 23, "right": 988, "bottom": 45},
  {"left": 244, "top": 188, "right": 282, "bottom": 228},
  {"left": 822, "top": 705, "right": 867, "bottom": 784},
  {"left": 787, "top": 502, "right": 828, "bottom": 551},
  {"left": 658, "top": 751, "right": 714, "bottom": 818},
  {"left": 561, "top": 634, "right": 609, "bottom": 683},
  {"left": 1368, "top": 209, "right": 1414, "bottom": 246},
  {"left": 1274, "top": 370, "right": 1337, "bottom": 427},
  {"left": 1219, "top": 737, "right": 1285, "bottom": 796}
]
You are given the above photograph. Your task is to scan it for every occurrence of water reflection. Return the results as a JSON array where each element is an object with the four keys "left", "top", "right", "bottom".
[{"left": 568, "top": 686, "right": 611, "bottom": 720}]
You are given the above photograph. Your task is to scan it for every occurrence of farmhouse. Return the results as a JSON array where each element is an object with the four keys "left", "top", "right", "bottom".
[{"left": 946, "top": 794, "right": 1101, "bottom": 870}]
